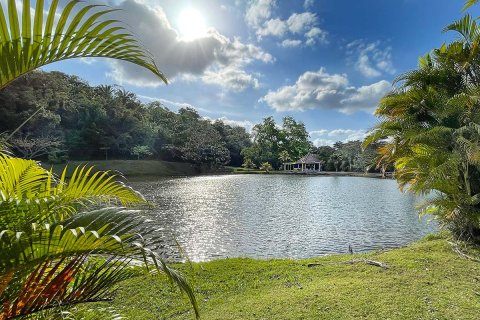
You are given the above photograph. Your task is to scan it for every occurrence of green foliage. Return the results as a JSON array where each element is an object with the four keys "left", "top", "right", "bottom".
[
  {"left": 464, "top": 0, "right": 478, "bottom": 10},
  {"left": 0, "top": 0, "right": 200, "bottom": 318},
  {"left": 131, "top": 145, "right": 153, "bottom": 160},
  {"left": 179, "top": 118, "right": 231, "bottom": 168},
  {"left": 281, "top": 116, "right": 311, "bottom": 161},
  {"left": 0, "top": 0, "right": 166, "bottom": 90},
  {"left": 309, "top": 142, "right": 381, "bottom": 173},
  {"left": 365, "top": 12, "right": 480, "bottom": 242},
  {"left": 259, "top": 162, "right": 273, "bottom": 173},
  {"left": 242, "top": 116, "right": 311, "bottom": 168},
  {"left": 241, "top": 158, "right": 256, "bottom": 169},
  {"left": 0, "top": 153, "right": 198, "bottom": 319},
  {"left": 0, "top": 71, "right": 252, "bottom": 167},
  {"left": 278, "top": 150, "right": 291, "bottom": 164}
]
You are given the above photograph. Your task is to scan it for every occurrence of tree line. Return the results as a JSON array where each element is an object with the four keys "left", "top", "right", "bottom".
[
  {"left": 1, "top": 71, "right": 387, "bottom": 173},
  {"left": 0, "top": 71, "right": 251, "bottom": 168},
  {"left": 241, "top": 116, "right": 385, "bottom": 173}
]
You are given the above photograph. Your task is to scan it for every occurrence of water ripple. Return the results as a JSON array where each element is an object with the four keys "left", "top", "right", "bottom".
[{"left": 130, "top": 175, "right": 437, "bottom": 262}]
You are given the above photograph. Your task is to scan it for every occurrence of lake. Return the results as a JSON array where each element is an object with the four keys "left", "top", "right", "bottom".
[{"left": 130, "top": 175, "right": 437, "bottom": 262}]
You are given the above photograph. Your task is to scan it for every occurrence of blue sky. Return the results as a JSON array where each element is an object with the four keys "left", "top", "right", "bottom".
[{"left": 44, "top": 0, "right": 480, "bottom": 146}]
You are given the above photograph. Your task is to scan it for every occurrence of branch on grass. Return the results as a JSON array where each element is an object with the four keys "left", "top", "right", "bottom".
[
  {"left": 345, "top": 259, "right": 390, "bottom": 269},
  {"left": 306, "top": 258, "right": 389, "bottom": 269},
  {"left": 448, "top": 241, "right": 480, "bottom": 263}
]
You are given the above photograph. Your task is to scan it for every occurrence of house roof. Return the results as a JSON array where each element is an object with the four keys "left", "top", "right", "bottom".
[{"left": 294, "top": 153, "right": 321, "bottom": 164}]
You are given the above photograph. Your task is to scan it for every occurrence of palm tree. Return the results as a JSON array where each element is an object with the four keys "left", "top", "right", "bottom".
[
  {"left": 364, "top": 14, "right": 480, "bottom": 242},
  {"left": 115, "top": 88, "right": 138, "bottom": 108},
  {"left": 95, "top": 85, "right": 116, "bottom": 100},
  {"left": 0, "top": 0, "right": 198, "bottom": 318}
]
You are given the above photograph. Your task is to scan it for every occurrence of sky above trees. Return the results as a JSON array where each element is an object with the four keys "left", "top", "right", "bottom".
[{"left": 42, "top": 0, "right": 479, "bottom": 146}]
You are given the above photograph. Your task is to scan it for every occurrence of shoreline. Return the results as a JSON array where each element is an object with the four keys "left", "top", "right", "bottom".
[
  {"left": 232, "top": 169, "right": 391, "bottom": 178},
  {"left": 44, "top": 160, "right": 391, "bottom": 179}
]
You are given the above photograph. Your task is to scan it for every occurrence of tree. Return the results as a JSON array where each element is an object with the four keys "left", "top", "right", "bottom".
[
  {"left": 0, "top": 0, "right": 198, "bottom": 318},
  {"left": 281, "top": 116, "right": 311, "bottom": 161},
  {"left": 333, "top": 141, "right": 362, "bottom": 172},
  {"left": 250, "top": 117, "right": 281, "bottom": 167},
  {"left": 278, "top": 150, "right": 291, "bottom": 164},
  {"left": 180, "top": 121, "right": 230, "bottom": 168},
  {"left": 242, "top": 116, "right": 310, "bottom": 169},
  {"left": 213, "top": 121, "right": 252, "bottom": 167},
  {"left": 10, "top": 135, "right": 62, "bottom": 159},
  {"left": 313, "top": 145, "right": 335, "bottom": 171},
  {"left": 131, "top": 145, "right": 153, "bottom": 160},
  {"left": 364, "top": 13, "right": 480, "bottom": 242},
  {"left": 241, "top": 158, "right": 256, "bottom": 169},
  {"left": 356, "top": 142, "right": 381, "bottom": 174},
  {"left": 259, "top": 162, "right": 273, "bottom": 173}
]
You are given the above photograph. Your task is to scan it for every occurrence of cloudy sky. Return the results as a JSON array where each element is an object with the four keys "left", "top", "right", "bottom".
[{"left": 44, "top": 0, "right": 479, "bottom": 146}]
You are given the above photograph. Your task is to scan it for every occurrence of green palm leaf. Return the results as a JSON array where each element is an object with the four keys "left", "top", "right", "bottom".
[
  {"left": 464, "top": 0, "right": 479, "bottom": 10},
  {"left": 0, "top": 154, "right": 199, "bottom": 318},
  {"left": 0, "top": 0, "right": 167, "bottom": 90},
  {"left": 0, "top": 1, "right": 201, "bottom": 318},
  {"left": 0, "top": 208, "right": 199, "bottom": 319}
]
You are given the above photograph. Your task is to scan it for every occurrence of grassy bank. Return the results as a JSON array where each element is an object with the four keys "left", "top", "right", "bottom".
[
  {"left": 44, "top": 160, "right": 200, "bottom": 177},
  {"left": 84, "top": 235, "right": 480, "bottom": 319},
  {"left": 231, "top": 167, "right": 390, "bottom": 178}
]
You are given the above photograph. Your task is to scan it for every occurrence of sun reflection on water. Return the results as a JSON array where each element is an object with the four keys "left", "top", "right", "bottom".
[{"left": 131, "top": 175, "right": 436, "bottom": 262}]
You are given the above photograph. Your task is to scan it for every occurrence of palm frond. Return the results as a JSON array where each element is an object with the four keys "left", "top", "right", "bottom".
[
  {"left": 464, "top": 0, "right": 479, "bottom": 11},
  {"left": 0, "top": 153, "right": 147, "bottom": 230},
  {"left": 0, "top": 0, "right": 167, "bottom": 90},
  {"left": 0, "top": 207, "right": 199, "bottom": 319}
]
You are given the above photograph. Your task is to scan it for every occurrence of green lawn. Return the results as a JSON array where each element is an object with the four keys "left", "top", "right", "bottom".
[
  {"left": 44, "top": 160, "right": 199, "bottom": 177},
  {"left": 85, "top": 235, "right": 480, "bottom": 319}
]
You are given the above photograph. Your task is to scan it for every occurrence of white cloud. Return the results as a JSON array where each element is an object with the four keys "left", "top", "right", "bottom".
[
  {"left": 286, "top": 12, "right": 317, "bottom": 33},
  {"left": 310, "top": 129, "right": 329, "bottom": 137},
  {"left": 304, "top": 0, "right": 315, "bottom": 9},
  {"left": 312, "top": 139, "right": 336, "bottom": 147},
  {"left": 261, "top": 68, "right": 391, "bottom": 114},
  {"left": 245, "top": 0, "right": 276, "bottom": 27},
  {"left": 281, "top": 39, "right": 302, "bottom": 48},
  {"left": 202, "top": 67, "right": 260, "bottom": 92},
  {"left": 305, "top": 27, "right": 328, "bottom": 46},
  {"left": 105, "top": 0, "right": 272, "bottom": 91},
  {"left": 347, "top": 40, "right": 396, "bottom": 78},
  {"left": 79, "top": 58, "right": 97, "bottom": 65},
  {"left": 254, "top": 11, "right": 327, "bottom": 45},
  {"left": 310, "top": 128, "right": 368, "bottom": 146},
  {"left": 256, "top": 18, "right": 288, "bottom": 38},
  {"left": 216, "top": 117, "right": 255, "bottom": 133}
]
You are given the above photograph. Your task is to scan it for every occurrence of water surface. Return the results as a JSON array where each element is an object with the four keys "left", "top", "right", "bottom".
[{"left": 130, "top": 175, "right": 436, "bottom": 261}]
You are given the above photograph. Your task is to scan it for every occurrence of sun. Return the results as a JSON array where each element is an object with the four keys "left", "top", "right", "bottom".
[{"left": 177, "top": 8, "right": 207, "bottom": 40}]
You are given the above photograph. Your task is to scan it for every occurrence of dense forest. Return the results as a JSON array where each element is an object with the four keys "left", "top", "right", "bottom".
[
  {"left": 0, "top": 71, "right": 251, "bottom": 167},
  {"left": 0, "top": 71, "right": 383, "bottom": 172}
]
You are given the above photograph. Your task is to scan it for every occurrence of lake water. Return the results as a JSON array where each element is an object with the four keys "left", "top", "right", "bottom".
[{"left": 130, "top": 175, "right": 437, "bottom": 262}]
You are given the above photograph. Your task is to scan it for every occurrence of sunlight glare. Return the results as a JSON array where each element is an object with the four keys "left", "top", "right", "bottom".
[{"left": 178, "top": 8, "right": 207, "bottom": 40}]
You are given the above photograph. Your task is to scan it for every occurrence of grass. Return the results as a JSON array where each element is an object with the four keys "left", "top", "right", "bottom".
[
  {"left": 231, "top": 167, "right": 269, "bottom": 174},
  {"left": 82, "top": 235, "right": 480, "bottom": 319},
  {"left": 44, "top": 160, "right": 199, "bottom": 177}
]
